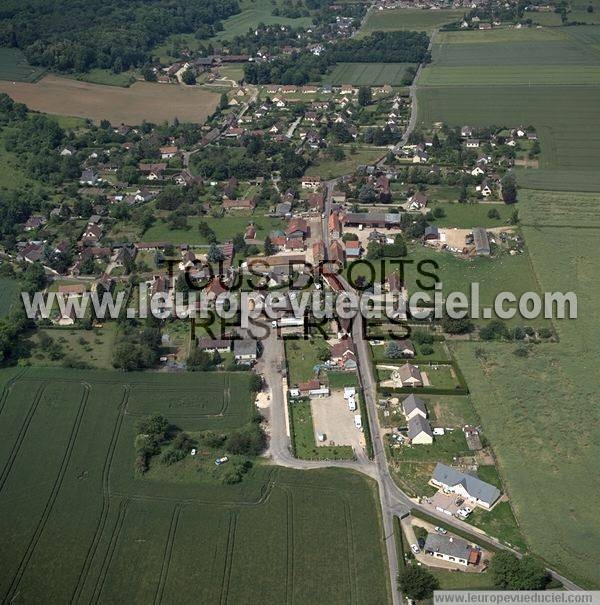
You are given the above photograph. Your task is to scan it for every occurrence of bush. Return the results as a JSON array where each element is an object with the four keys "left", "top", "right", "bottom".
[
  {"left": 420, "top": 344, "right": 434, "bottom": 355},
  {"left": 160, "top": 448, "right": 186, "bottom": 466},
  {"left": 201, "top": 431, "right": 227, "bottom": 448},
  {"left": 487, "top": 208, "right": 501, "bottom": 219},
  {"left": 226, "top": 423, "right": 266, "bottom": 456},
  {"left": 398, "top": 565, "right": 439, "bottom": 600},
  {"left": 411, "top": 329, "right": 434, "bottom": 345},
  {"left": 514, "top": 345, "right": 529, "bottom": 357}
]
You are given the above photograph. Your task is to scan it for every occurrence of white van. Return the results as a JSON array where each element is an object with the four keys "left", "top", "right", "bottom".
[{"left": 354, "top": 414, "right": 362, "bottom": 429}]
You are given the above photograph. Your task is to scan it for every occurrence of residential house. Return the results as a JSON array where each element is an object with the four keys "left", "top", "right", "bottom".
[
  {"left": 81, "top": 224, "right": 103, "bottom": 246},
  {"left": 407, "top": 415, "right": 434, "bottom": 445},
  {"left": 328, "top": 212, "right": 341, "bottom": 239},
  {"left": 330, "top": 339, "right": 357, "bottom": 370},
  {"left": 409, "top": 191, "right": 428, "bottom": 210},
  {"left": 24, "top": 216, "right": 46, "bottom": 231},
  {"left": 397, "top": 363, "right": 423, "bottom": 387},
  {"left": 285, "top": 218, "right": 309, "bottom": 239},
  {"left": 430, "top": 462, "right": 501, "bottom": 509},
  {"left": 160, "top": 145, "right": 178, "bottom": 160},
  {"left": 197, "top": 338, "right": 232, "bottom": 353},
  {"left": 80, "top": 169, "right": 99, "bottom": 185},
  {"left": 58, "top": 284, "right": 86, "bottom": 297},
  {"left": 424, "top": 534, "right": 479, "bottom": 567},
  {"left": 233, "top": 339, "right": 258, "bottom": 363},
  {"left": 308, "top": 193, "right": 324, "bottom": 213},
  {"left": 301, "top": 176, "right": 321, "bottom": 190},
  {"left": 139, "top": 163, "right": 167, "bottom": 180},
  {"left": 424, "top": 225, "right": 439, "bottom": 241},
  {"left": 328, "top": 239, "right": 345, "bottom": 264},
  {"left": 402, "top": 394, "right": 427, "bottom": 420}
]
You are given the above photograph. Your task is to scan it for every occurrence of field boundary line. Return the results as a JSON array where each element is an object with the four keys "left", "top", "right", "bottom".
[
  {"left": 283, "top": 486, "right": 295, "bottom": 605},
  {"left": 71, "top": 385, "right": 129, "bottom": 605},
  {"left": 219, "top": 511, "right": 238, "bottom": 605},
  {"left": 0, "top": 382, "right": 46, "bottom": 495},
  {"left": 343, "top": 499, "right": 359, "bottom": 605},
  {"left": 153, "top": 504, "right": 182, "bottom": 605},
  {"left": 89, "top": 497, "right": 130, "bottom": 605},
  {"left": 0, "top": 368, "right": 28, "bottom": 418},
  {"left": 3, "top": 383, "right": 90, "bottom": 604}
]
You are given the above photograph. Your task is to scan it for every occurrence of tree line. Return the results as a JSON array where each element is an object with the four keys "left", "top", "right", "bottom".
[{"left": 0, "top": 0, "right": 240, "bottom": 73}]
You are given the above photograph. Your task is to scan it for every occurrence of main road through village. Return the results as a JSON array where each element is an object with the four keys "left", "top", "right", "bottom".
[{"left": 257, "top": 26, "right": 581, "bottom": 597}]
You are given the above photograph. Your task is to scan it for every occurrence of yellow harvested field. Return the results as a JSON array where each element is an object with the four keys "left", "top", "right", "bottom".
[{"left": 0, "top": 74, "right": 218, "bottom": 124}]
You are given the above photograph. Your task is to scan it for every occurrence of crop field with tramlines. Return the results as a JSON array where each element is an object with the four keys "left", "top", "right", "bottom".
[{"left": 0, "top": 368, "right": 389, "bottom": 604}]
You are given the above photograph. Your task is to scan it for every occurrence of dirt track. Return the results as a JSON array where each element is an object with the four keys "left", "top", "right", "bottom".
[{"left": 0, "top": 74, "right": 218, "bottom": 124}]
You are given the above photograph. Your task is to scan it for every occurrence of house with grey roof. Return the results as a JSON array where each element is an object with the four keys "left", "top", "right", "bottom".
[
  {"left": 407, "top": 415, "right": 433, "bottom": 445},
  {"left": 233, "top": 339, "right": 258, "bottom": 363},
  {"left": 430, "top": 462, "right": 501, "bottom": 509},
  {"left": 402, "top": 394, "right": 427, "bottom": 420},
  {"left": 424, "top": 533, "right": 479, "bottom": 567}
]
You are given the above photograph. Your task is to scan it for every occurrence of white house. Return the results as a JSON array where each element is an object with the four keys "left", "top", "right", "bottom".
[{"left": 430, "top": 462, "right": 501, "bottom": 509}]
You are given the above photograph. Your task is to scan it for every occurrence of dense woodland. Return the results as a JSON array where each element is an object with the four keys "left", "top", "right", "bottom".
[{"left": 0, "top": 0, "right": 240, "bottom": 73}]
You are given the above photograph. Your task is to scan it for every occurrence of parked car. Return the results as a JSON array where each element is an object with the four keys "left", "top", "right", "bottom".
[
  {"left": 190, "top": 448, "right": 196, "bottom": 456},
  {"left": 457, "top": 508, "right": 471, "bottom": 518},
  {"left": 410, "top": 544, "right": 420, "bottom": 554},
  {"left": 215, "top": 456, "right": 229, "bottom": 466},
  {"left": 435, "top": 526, "right": 447, "bottom": 534}
]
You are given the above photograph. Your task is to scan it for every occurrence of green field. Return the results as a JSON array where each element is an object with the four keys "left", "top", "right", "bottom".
[
  {"left": 360, "top": 8, "right": 464, "bottom": 34},
  {"left": 0, "top": 48, "right": 45, "bottom": 83},
  {"left": 428, "top": 202, "right": 514, "bottom": 228},
  {"left": 418, "top": 85, "right": 600, "bottom": 192},
  {"left": 67, "top": 68, "right": 137, "bottom": 87},
  {"left": 0, "top": 277, "right": 20, "bottom": 318},
  {"left": 327, "top": 62, "right": 416, "bottom": 86},
  {"left": 420, "top": 65, "right": 600, "bottom": 85},
  {"left": 0, "top": 367, "right": 390, "bottom": 603},
  {"left": 432, "top": 28, "right": 600, "bottom": 66}
]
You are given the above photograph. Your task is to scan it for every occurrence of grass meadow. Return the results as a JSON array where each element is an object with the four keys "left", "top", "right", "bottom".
[
  {"left": 359, "top": 8, "right": 464, "bottom": 34},
  {"left": 0, "top": 368, "right": 390, "bottom": 603},
  {"left": 142, "top": 214, "right": 284, "bottom": 246},
  {"left": 448, "top": 187, "right": 600, "bottom": 587},
  {"left": 327, "top": 62, "right": 416, "bottom": 86},
  {"left": 0, "top": 278, "right": 20, "bottom": 318}
]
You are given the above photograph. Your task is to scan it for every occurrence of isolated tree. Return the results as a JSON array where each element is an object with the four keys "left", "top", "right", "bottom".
[
  {"left": 181, "top": 69, "right": 196, "bottom": 85},
  {"left": 398, "top": 565, "right": 439, "bottom": 600},
  {"left": 386, "top": 341, "right": 401, "bottom": 359},
  {"left": 264, "top": 235, "right": 276, "bottom": 256},
  {"left": 219, "top": 92, "right": 229, "bottom": 110},
  {"left": 501, "top": 172, "right": 518, "bottom": 204},
  {"left": 358, "top": 86, "right": 372, "bottom": 107},
  {"left": 487, "top": 208, "right": 500, "bottom": 219},
  {"left": 207, "top": 242, "right": 224, "bottom": 263}
]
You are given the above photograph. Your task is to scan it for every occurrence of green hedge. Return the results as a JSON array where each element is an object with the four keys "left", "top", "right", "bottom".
[
  {"left": 411, "top": 508, "right": 501, "bottom": 553},
  {"left": 357, "top": 389, "right": 374, "bottom": 459},
  {"left": 393, "top": 515, "right": 408, "bottom": 568}
]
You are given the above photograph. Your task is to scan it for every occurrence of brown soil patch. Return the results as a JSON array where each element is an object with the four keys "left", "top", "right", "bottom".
[{"left": 0, "top": 74, "right": 219, "bottom": 124}]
